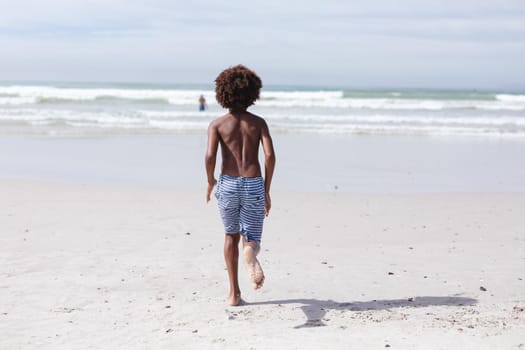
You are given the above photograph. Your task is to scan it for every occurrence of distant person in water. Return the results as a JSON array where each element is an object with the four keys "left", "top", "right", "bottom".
[
  {"left": 199, "top": 95, "right": 207, "bottom": 111},
  {"left": 205, "top": 65, "right": 276, "bottom": 306}
]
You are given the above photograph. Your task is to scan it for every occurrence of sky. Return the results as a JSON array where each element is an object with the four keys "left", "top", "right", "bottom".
[{"left": 0, "top": 0, "right": 524, "bottom": 89}]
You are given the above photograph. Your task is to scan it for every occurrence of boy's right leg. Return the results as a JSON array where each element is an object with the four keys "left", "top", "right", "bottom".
[
  {"left": 242, "top": 236, "right": 265, "bottom": 290},
  {"left": 224, "top": 233, "right": 241, "bottom": 306},
  {"left": 239, "top": 177, "right": 266, "bottom": 290}
]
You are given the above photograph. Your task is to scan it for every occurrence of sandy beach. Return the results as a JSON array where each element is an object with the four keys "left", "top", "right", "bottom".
[
  {"left": 2, "top": 0, "right": 525, "bottom": 347},
  {"left": 1, "top": 177, "right": 524, "bottom": 349}
]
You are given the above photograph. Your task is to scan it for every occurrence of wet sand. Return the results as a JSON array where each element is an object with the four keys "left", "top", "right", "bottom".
[{"left": 1, "top": 134, "right": 524, "bottom": 192}]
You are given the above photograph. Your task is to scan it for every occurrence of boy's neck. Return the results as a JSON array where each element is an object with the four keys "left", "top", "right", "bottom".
[{"left": 229, "top": 108, "right": 247, "bottom": 114}]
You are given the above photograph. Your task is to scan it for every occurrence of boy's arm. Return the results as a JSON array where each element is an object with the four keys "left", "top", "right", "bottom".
[
  {"left": 205, "top": 122, "right": 219, "bottom": 203},
  {"left": 261, "top": 121, "right": 276, "bottom": 216}
]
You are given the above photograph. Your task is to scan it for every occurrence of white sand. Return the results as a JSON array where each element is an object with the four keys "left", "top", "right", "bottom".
[{"left": 1, "top": 180, "right": 524, "bottom": 349}]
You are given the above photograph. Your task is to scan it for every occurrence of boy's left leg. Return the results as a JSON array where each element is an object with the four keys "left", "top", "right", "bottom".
[{"left": 216, "top": 175, "right": 243, "bottom": 305}]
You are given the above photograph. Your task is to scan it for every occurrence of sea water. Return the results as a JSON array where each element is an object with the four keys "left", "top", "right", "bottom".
[{"left": 1, "top": 82, "right": 524, "bottom": 137}]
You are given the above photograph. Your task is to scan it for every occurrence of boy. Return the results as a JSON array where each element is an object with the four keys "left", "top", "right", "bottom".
[{"left": 205, "top": 65, "right": 276, "bottom": 306}]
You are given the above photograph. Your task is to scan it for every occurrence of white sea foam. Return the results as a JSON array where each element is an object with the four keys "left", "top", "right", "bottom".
[
  {"left": 1, "top": 84, "right": 524, "bottom": 136},
  {"left": 0, "top": 86, "right": 213, "bottom": 106},
  {"left": 1, "top": 85, "right": 524, "bottom": 111},
  {"left": 496, "top": 94, "right": 525, "bottom": 103},
  {"left": 0, "top": 96, "right": 37, "bottom": 105},
  {"left": 258, "top": 97, "right": 525, "bottom": 111},
  {"left": 265, "top": 113, "right": 525, "bottom": 126},
  {"left": 272, "top": 122, "right": 525, "bottom": 137}
]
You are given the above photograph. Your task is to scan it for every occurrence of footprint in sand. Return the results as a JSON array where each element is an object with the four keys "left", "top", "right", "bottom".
[{"left": 243, "top": 245, "right": 265, "bottom": 289}]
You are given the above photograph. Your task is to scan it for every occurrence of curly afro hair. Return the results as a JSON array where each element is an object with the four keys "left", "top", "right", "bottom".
[{"left": 215, "top": 65, "right": 262, "bottom": 109}]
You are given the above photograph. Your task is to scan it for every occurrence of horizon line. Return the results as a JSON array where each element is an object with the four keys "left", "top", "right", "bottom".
[{"left": 0, "top": 79, "right": 523, "bottom": 93}]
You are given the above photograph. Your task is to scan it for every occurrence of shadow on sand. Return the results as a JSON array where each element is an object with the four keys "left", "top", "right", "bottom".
[{"left": 247, "top": 296, "right": 478, "bottom": 328}]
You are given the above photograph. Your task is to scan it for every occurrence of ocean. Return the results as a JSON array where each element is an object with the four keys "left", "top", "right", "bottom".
[{"left": 1, "top": 82, "right": 524, "bottom": 137}]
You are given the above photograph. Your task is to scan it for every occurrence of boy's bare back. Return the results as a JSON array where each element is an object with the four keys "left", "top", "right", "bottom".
[{"left": 207, "top": 111, "right": 273, "bottom": 178}]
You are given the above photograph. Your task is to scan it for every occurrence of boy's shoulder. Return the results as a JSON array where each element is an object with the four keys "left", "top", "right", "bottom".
[
  {"left": 212, "top": 112, "right": 267, "bottom": 125},
  {"left": 209, "top": 114, "right": 229, "bottom": 127},
  {"left": 208, "top": 112, "right": 269, "bottom": 138},
  {"left": 244, "top": 112, "right": 268, "bottom": 128}
]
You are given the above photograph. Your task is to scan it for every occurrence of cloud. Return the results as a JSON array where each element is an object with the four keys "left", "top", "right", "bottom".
[{"left": 0, "top": 0, "right": 524, "bottom": 88}]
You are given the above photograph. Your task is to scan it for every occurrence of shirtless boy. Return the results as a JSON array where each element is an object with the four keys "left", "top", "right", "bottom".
[{"left": 205, "top": 65, "right": 276, "bottom": 306}]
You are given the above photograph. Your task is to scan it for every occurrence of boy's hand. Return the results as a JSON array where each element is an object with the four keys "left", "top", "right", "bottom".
[
  {"left": 206, "top": 179, "right": 217, "bottom": 203},
  {"left": 265, "top": 193, "right": 271, "bottom": 216}
]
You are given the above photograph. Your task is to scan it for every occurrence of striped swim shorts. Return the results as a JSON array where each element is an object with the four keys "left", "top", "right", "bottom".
[{"left": 215, "top": 174, "right": 266, "bottom": 243}]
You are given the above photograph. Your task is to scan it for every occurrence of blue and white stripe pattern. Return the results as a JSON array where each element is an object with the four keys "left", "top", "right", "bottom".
[{"left": 215, "top": 174, "right": 266, "bottom": 243}]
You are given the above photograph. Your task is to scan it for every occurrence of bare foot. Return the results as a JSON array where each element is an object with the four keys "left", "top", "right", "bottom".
[
  {"left": 227, "top": 292, "right": 242, "bottom": 306},
  {"left": 243, "top": 245, "right": 265, "bottom": 290}
]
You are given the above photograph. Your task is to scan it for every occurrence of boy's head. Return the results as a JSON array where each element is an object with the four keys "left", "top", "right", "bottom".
[{"left": 215, "top": 65, "right": 262, "bottom": 110}]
